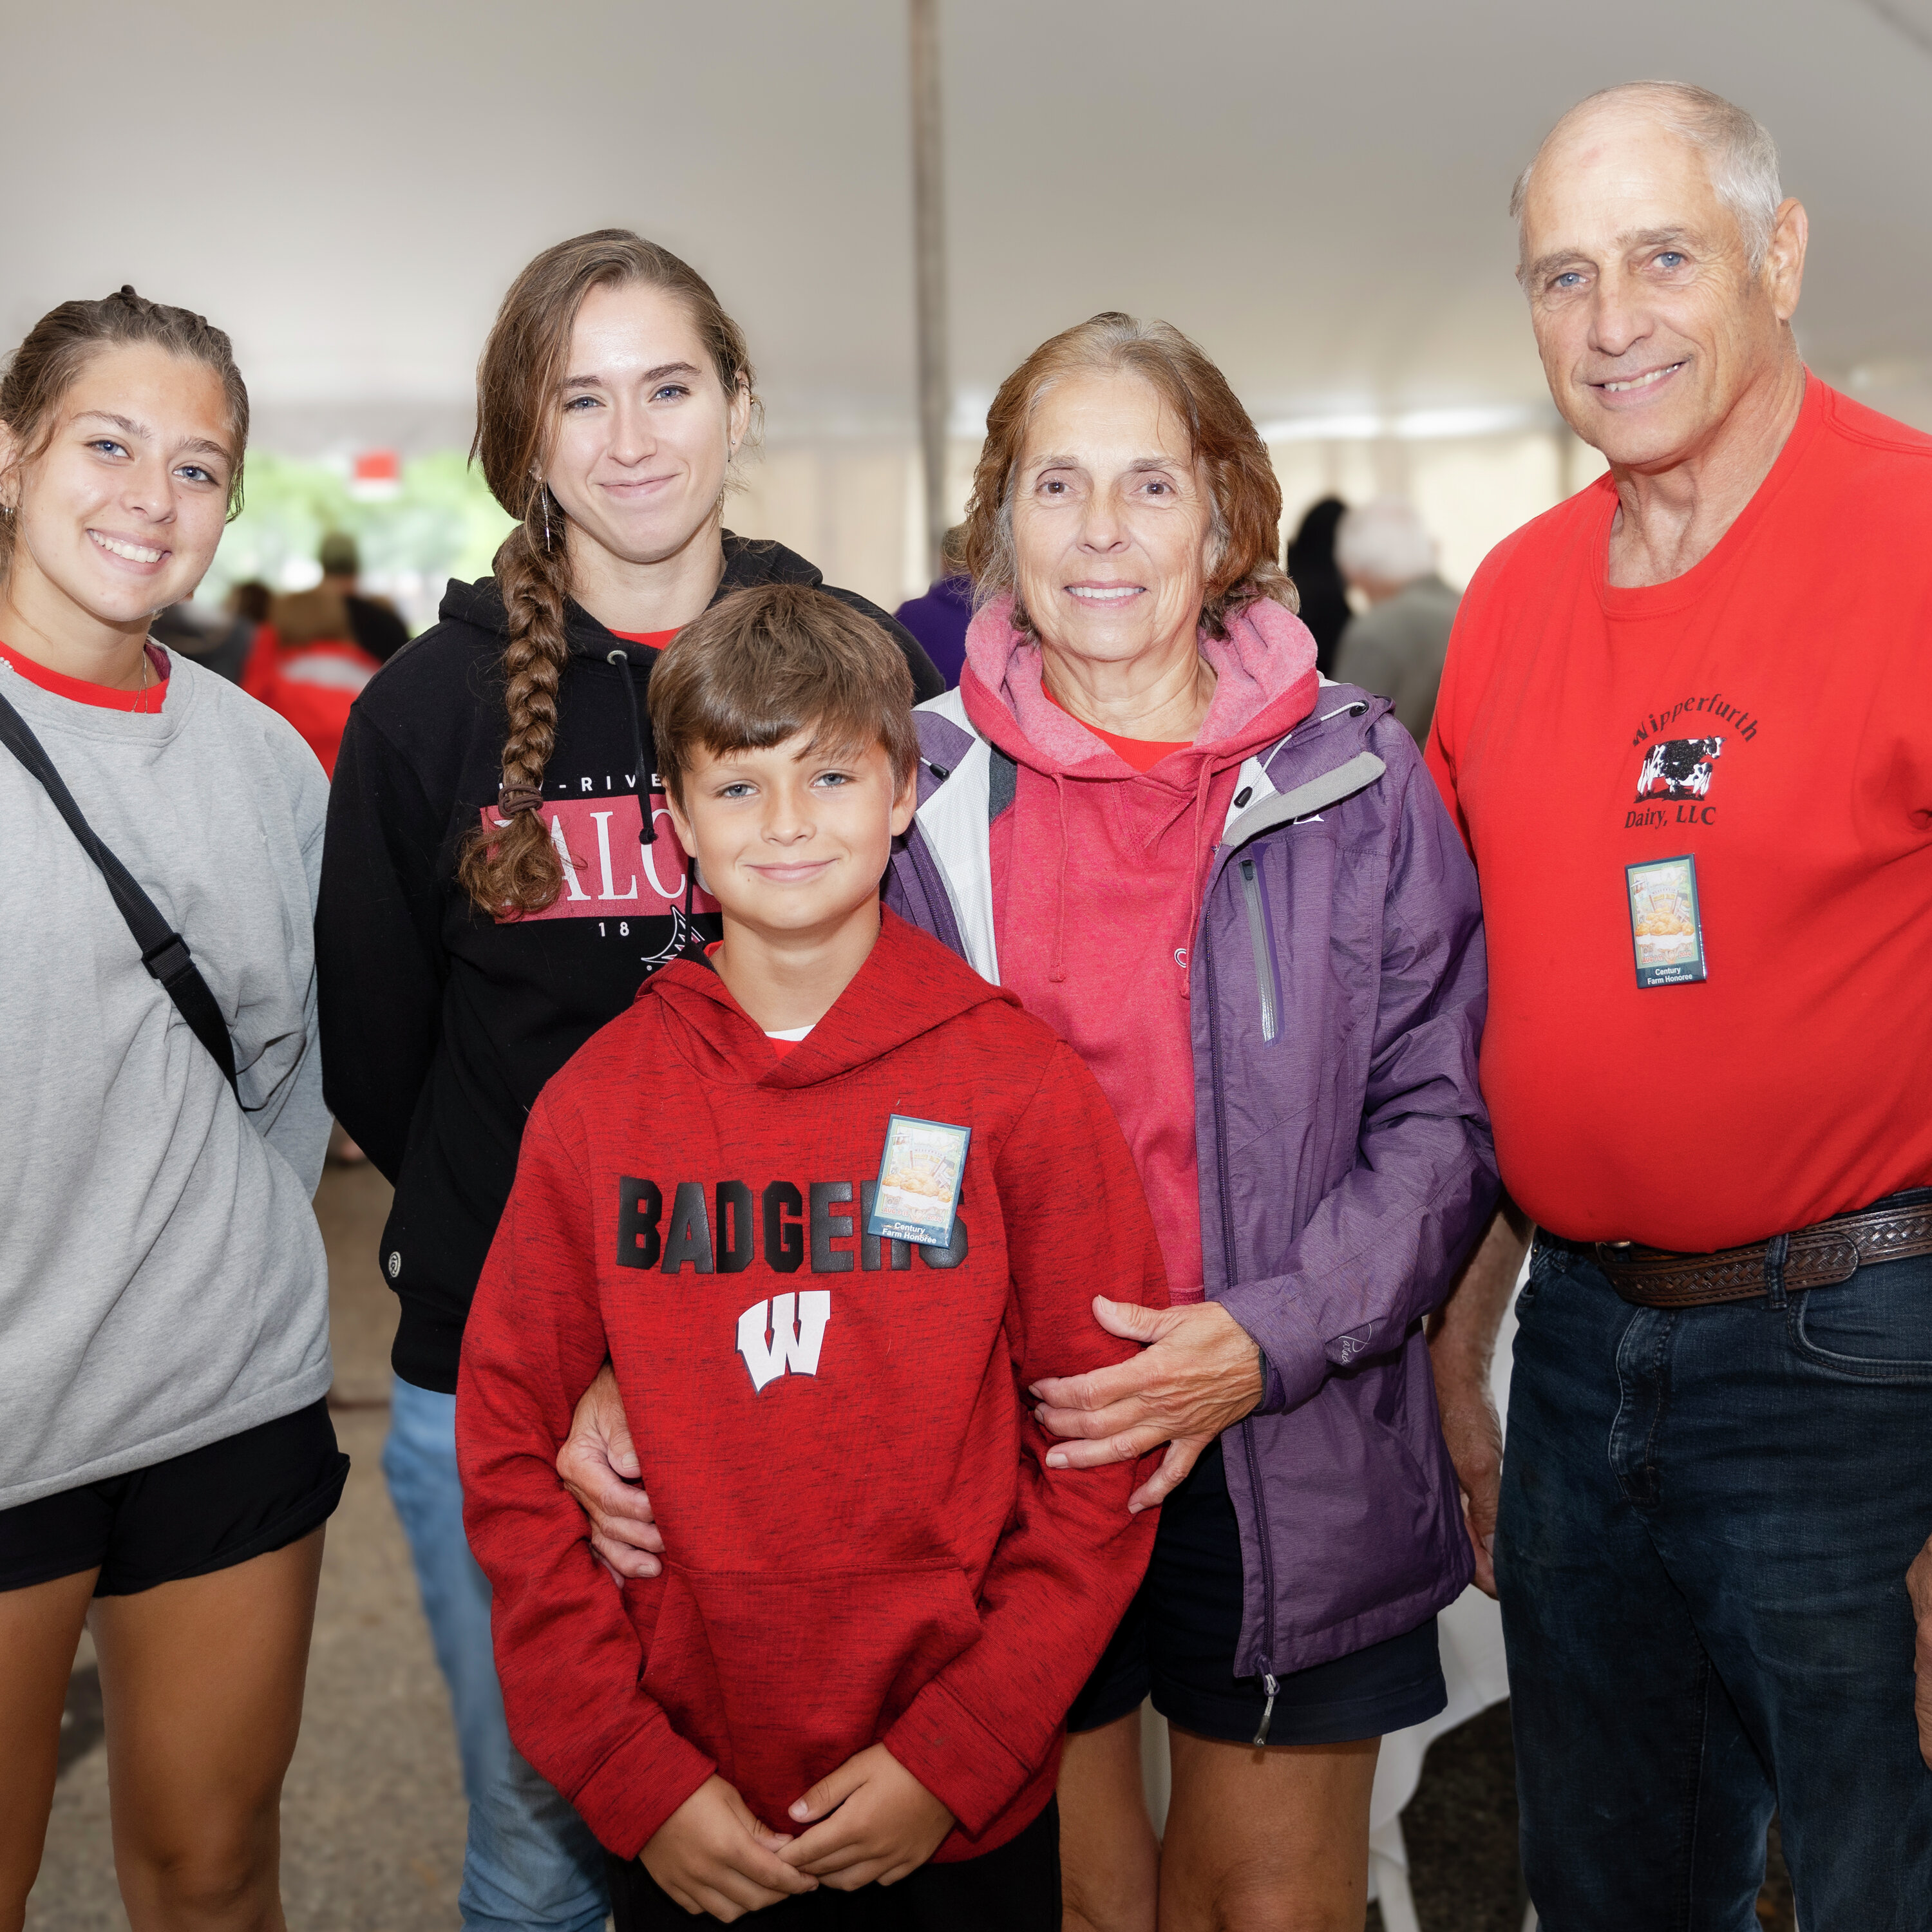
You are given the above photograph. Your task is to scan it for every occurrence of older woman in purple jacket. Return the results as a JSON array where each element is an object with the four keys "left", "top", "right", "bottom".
[
  {"left": 890, "top": 314, "right": 1492, "bottom": 1931},
  {"left": 562, "top": 314, "right": 1494, "bottom": 1929}
]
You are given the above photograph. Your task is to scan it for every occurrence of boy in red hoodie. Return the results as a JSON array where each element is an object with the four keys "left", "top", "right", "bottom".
[{"left": 457, "top": 583, "right": 1162, "bottom": 1927}]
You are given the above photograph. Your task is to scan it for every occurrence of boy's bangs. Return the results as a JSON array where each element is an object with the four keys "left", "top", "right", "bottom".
[
  {"left": 693, "top": 705, "right": 887, "bottom": 775},
  {"left": 650, "top": 582, "right": 920, "bottom": 802}
]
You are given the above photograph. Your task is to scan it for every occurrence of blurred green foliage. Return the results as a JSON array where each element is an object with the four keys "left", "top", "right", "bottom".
[{"left": 200, "top": 451, "right": 515, "bottom": 626}]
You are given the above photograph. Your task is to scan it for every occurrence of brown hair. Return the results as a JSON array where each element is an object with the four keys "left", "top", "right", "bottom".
[
  {"left": 0, "top": 285, "right": 249, "bottom": 580},
  {"left": 457, "top": 230, "right": 758, "bottom": 918},
  {"left": 269, "top": 585, "right": 352, "bottom": 647},
  {"left": 649, "top": 583, "right": 916, "bottom": 810},
  {"left": 961, "top": 312, "right": 1294, "bottom": 641}
]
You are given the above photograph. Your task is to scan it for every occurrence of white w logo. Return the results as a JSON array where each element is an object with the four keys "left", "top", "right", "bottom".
[{"left": 735, "top": 1292, "right": 832, "bottom": 1394}]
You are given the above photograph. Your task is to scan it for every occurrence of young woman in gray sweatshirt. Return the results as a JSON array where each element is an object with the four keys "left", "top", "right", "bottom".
[{"left": 0, "top": 289, "right": 341, "bottom": 1932}]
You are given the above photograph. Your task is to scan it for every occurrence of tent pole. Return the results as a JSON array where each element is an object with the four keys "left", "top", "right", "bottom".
[{"left": 909, "top": 0, "right": 949, "bottom": 583}]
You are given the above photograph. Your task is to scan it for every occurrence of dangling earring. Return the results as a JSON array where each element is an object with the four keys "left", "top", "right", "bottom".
[{"left": 540, "top": 486, "right": 553, "bottom": 553}]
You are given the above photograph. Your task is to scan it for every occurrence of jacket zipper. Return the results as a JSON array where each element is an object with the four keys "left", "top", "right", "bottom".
[
  {"left": 1238, "top": 858, "right": 1280, "bottom": 1044},
  {"left": 1202, "top": 892, "right": 1283, "bottom": 1741}
]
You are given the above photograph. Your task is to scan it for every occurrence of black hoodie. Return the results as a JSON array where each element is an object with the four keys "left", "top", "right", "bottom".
[{"left": 317, "top": 535, "right": 942, "bottom": 1391}]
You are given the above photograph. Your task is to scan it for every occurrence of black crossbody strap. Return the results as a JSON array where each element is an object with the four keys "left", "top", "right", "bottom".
[{"left": 0, "top": 685, "right": 240, "bottom": 1094}]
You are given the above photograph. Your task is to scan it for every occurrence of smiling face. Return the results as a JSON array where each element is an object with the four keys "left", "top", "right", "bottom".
[
  {"left": 544, "top": 279, "right": 750, "bottom": 575},
  {"left": 0, "top": 343, "right": 236, "bottom": 628},
  {"left": 1009, "top": 368, "right": 1214, "bottom": 670},
  {"left": 666, "top": 728, "right": 916, "bottom": 947},
  {"left": 1519, "top": 108, "right": 1805, "bottom": 471}
]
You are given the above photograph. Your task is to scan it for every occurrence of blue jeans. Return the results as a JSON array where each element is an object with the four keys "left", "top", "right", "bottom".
[
  {"left": 1497, "top": 1235, "right": 1932, "bottom": 1930},
  {"left": 383, "top": 1377, "right": 609, "bottom": 1932}
]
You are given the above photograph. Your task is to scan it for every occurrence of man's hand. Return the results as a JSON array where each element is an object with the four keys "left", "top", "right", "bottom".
[
  {"left": 780, "top": 1744, "right": 954, "bottom": 1889},
  {"left": 639, "top": 1774, "right": 815, "bottom": 1920},
  {"left": 1426, "top": 1198, "right": 1530, "bottom": 1599},
  {"left": 1909, "top": 1531, "right": 1932, "bottom": 1770},
  {"left": 556, "top": 1361, "right": 663, "bottom": 1580},
  {"left": 1030, "top": 1297, "right": 1263, "bottom": 1513}
]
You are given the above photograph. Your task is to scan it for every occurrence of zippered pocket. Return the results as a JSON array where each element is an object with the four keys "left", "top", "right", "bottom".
[{"left": 1238, "top": 857, "right": 1281, "bottom": 1043}]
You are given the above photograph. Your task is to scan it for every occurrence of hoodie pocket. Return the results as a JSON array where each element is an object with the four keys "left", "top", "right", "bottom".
[
  {"left": 1238, "top": 857, "right": 1282, "bottom": 1044},
  {"left": 642, "top": 1561, "right": 982, "bottom": 1812}
]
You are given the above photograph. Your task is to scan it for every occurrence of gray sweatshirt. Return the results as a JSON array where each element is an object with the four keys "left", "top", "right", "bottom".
[{"left": 0, "top": 650, "right": 332, "bottom": 1508}]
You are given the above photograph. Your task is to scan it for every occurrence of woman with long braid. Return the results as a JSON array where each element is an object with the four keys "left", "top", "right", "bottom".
[{"left": 315, "top": 231, "right": 940, "bottom": 1932}]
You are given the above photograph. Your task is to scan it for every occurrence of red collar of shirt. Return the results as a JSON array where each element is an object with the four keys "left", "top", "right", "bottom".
[
  {"left": 0, "top": 638, "right": 170, "bottom": 713},
  {"left": 1041, "top": 687, "right": 1190, "bottom": 772}
]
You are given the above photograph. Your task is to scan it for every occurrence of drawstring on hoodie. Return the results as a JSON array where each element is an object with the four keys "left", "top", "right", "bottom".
[
  {"left": 1049, "top": 776, "right": 1070, "bottom": 983},
  {"left": 1180, "top": 757, "right": 1218, "bottom": 997},
  {"left": 607, "top": 648, "right": 658, "bottom": 846}
]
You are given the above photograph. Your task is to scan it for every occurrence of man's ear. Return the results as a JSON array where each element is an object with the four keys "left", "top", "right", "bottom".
[{"left": 1765, "top": 197, "right": 1808, "bottom": 324}]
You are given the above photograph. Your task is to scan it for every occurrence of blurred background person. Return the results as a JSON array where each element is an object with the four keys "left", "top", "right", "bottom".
[
  {"left": 148, "top": 596, "right": 254, "bottom": 685},
  {"left": 1334, "top": 496, "right": 1459, "bottom": 744},
  {"left": 227, "top": 578, "right": 272, "bottom": 629},
  {"left": 242, "top": 582, "right": 382, "bottom": 779},
  {"left": 317, "top": 529, "right": 410, "bottom": 663},
  {"left": 1283, "top": 495, "right": 1351, "bottom": 676},
  {"left": 892, "top": 520, "right": 972, "bottom": 688}
]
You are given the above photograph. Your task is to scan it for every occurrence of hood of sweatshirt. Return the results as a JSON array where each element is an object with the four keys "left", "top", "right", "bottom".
[
  {"left": 641, "top": 905, "right": 1019, "bottom": 1091},
  {"left": 956, "top": 591, "right": 1321, "bottom": 981},
  {"left": 950, "top": 592, "right": 1318, "bottom": 1306}
]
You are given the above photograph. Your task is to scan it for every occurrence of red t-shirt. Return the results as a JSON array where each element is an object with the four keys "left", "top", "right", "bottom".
[
  {"left": 1043, "top": 688, "right": 1190, "bottom": 772},
  {"left": 608, "top": 627, "right": 681, "bottom": 650},
  {"left": 1427, "top": 379, "right": 1932, "bottom": 1250},
  {"left": 0, "top": 638, "right": 170, "bottom": 712}
]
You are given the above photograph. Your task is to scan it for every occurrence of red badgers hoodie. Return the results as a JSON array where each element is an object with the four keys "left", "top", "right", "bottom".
[{"left": 457, "top": 909, "right": 1162, "bottom": 1862}]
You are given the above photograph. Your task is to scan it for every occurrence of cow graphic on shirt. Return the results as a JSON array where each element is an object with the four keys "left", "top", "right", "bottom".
[{"left": 1635, "top": 736, "right": 1723, "bottom": 802}]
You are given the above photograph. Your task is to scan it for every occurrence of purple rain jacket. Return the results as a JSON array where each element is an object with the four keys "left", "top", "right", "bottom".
[{"left": 884, "top": 683, "right": 1498, "bottom": 1692}]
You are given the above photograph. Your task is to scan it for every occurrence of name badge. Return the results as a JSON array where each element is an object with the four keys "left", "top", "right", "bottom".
[
  {"left": 868, "top": 1115, "right": 971, "bottom": 1249},
  {"left": 1625, "top": 854, "right": 1708, "bottom": 988}
]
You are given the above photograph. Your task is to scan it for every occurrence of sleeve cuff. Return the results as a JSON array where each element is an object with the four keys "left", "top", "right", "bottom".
[
  {"left": 1217, "top": 1280, "right": 1330, "bottom": 1416},
  {"left": 883, "top": 1676, "right": 1036, "bottom": 1839},
  {"left": 567, "top": 1727, "right": 716, "bottom": 1860}
]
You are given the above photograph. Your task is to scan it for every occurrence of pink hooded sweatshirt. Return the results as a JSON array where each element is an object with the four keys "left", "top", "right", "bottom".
[{"left": 960, "top": 594, "right": 1320, "bottom": 1302}]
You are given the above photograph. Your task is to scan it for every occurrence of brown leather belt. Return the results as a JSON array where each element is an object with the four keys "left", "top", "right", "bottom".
[{"left": 1549, "top": 1189, "right": 1932, "bottom": 1309}]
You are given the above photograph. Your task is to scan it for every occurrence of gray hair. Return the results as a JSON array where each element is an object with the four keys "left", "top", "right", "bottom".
[
  {"left": 1511, "top": 82, "right": 1783, "bottom": 271},
  {"left": 1335, "top": 498, "right": 1434, "bottom": 587}
]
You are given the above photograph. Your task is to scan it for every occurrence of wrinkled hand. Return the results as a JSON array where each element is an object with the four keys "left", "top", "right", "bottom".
[
  {"left": 556, "top": 1361, "right": 663, "bottom": 1580},
  {"left": 1430, "top": 1343, "right": 1502, "bottom": 1597},
  {"left": 781, "top": 1744, "right": 954, "bottom": 1889},
  {"left": 1909, "top": 1531, "right": 1932, "bottom": 1770},
  {"left": 1030, "top": 1297, "right": 1263, "bottom": 1513},
  {"left": 640, "top": 1774, "right": 814, "bottom": 1920}
]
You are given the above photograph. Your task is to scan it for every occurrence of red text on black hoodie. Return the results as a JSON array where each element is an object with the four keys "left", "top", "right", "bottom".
[{"left": 457, "top": 911, "right": 1163, "bottom": 1861}]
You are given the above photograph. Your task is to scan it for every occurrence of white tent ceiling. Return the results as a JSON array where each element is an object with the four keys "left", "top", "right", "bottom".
[{"left": 10, "top": 0, "right": 1932, "bottom": 452}]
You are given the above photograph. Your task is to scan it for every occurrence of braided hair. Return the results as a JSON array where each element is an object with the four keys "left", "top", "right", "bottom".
[{"left": 455, "top": 231, "right": 755, "bottom": 918}]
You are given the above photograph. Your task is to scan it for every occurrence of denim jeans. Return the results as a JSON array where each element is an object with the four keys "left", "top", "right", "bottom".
[
  {"left": 384, "top": 1376, "right": 609, "bottom": 1932},
  {"left": 1497, "top": 1231, "right": 1932, "bottom": 1930}
]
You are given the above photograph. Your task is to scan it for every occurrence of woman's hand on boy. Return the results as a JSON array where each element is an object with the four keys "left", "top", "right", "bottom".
[
  {"left": 557, "top": 1362, "right": 664, "bottom": 1580},
  {"left": 1031, "top": 1296, "right": 1264, "bottom": 1513},
  {"left": 780, "top": 1744, "right": 954, "bottom": 1889},
  {"left": 641, "top": 1774, "right": 815, "bottom": 1920}
]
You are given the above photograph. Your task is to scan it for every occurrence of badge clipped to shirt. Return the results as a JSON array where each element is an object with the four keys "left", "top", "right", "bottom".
[
  {"left": 868, "top": 1114, "right": 971, "bottom": 1249},
  {"left": 1625, "top": 853, "right": 1708, "bottom": 988}
]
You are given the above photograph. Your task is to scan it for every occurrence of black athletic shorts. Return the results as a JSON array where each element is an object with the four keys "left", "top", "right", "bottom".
[
  {"left": 0, "top": 1399, "right": 348, "bottom": 1596},
  {"left": 1065, "top": 1435, "right": 1446, "bottom": 1745},
  {"left": 606, "top": 1795, "right": 1058, "bottom": 1930}
]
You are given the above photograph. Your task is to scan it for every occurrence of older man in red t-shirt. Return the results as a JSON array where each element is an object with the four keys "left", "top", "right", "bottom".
[{"left": 1426, "top": 81, "right": 1932, "bottom": 1926}]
